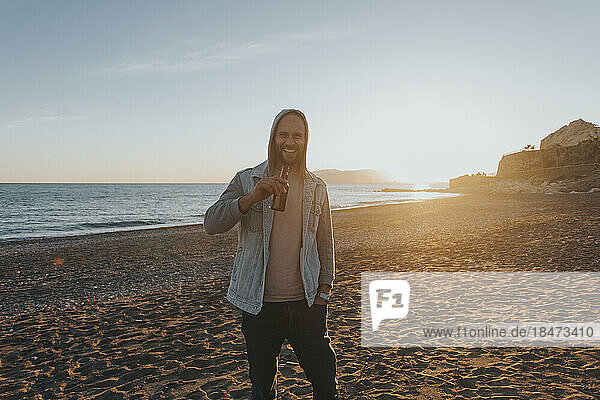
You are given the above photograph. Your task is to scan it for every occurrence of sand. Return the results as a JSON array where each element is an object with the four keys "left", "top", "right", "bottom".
[{"left": 1, "top": 193, "right": 599, "bottom": 399}]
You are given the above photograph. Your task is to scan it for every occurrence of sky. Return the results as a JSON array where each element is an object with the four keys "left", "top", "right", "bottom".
[{"left": 1, "top": 0, "right": 599, "bottom": 183}]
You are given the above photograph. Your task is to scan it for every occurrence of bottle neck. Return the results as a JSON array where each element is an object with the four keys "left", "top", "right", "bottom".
[{"left": 279, "top": 166, "right": 288, "bottom": 180}]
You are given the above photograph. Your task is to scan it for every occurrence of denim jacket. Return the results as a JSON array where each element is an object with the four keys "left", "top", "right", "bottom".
[{"left": 204, "top": 160, "right": 335, "bottom": 315}]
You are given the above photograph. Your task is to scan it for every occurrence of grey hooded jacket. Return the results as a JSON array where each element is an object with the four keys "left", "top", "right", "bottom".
[{"left": 203, "top": 109, "right": 335, "bottom": 315}]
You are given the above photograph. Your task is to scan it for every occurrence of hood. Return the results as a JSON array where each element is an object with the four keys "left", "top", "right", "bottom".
[{"left": 267, "top": 109, "right": 309, "bottom": 176}]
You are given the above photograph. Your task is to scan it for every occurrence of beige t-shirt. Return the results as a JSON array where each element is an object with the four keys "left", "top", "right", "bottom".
[{"left": 263, "top": 168, "right": 305, "bottom": 302}]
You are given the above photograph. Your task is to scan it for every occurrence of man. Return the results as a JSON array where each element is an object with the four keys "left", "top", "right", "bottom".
[{"left": 204, "top": 109, "right": 338, "bottom": 399}]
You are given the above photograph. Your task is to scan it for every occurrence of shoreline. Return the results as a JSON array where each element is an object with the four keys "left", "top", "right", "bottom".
[
  {"left": 0, "top": 193, "right": 459, "bottom": 244},
  {"left": 5, "top": 188, "right": 598, "bottom": 244}
]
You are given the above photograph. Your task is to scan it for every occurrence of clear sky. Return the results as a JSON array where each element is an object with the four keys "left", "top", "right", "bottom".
[{"left": 1, "top": 0, "right": 598, "bottom": 183}]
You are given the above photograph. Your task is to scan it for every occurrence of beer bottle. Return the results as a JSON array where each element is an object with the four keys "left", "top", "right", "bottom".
[{"left": 271, "top": 166, "right": 289, "bottom": 212}]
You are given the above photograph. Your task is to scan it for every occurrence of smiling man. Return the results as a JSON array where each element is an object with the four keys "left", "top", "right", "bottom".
[{"left": 204, "top": 109, "right": 338, "bottom": 399}]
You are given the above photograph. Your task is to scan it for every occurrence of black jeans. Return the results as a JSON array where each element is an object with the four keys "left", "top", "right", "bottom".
[{"left": 241, "top": 299, "right": 338, "bottom": 399}]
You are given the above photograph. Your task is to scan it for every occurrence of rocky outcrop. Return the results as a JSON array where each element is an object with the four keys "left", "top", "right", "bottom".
[
  {"left": 497, "top": 140, "right": 600, "bottom": 180},
  {"left": 450, "top": 118, "right": 600, "bottom": 193},
  {"left": 540, "top": 119, "right": 599, "bottom": 149},
  {"left": 496, "top": 150, "right": 544, "bottom": 177}
]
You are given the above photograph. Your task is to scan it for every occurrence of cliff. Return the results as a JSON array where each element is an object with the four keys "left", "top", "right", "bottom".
[{"left": 450, "top": 119, "right": 600, "bottom": 193}]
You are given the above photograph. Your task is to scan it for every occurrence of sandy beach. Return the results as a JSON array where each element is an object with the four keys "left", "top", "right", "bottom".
[{"left": 1, "top": 193, "right": 600, "bottom": 399}]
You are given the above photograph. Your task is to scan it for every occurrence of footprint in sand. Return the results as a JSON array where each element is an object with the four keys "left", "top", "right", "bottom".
[{"left": 416, "top": 385, "right": 444, "bottom": 400}]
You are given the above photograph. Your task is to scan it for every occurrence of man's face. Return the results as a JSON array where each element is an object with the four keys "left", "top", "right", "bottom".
[{"left": 275, "top": 113, "right": 306, "bottom": 167}]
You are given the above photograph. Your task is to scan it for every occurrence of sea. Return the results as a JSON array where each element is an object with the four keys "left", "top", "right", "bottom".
[{"left": 0, "top": 183, "right": 458, "bottom": 241}]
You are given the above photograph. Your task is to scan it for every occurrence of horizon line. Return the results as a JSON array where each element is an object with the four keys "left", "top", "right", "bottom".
[
  {"left": 0, "top": 181, "right": 230, "bottom": 184},
  {"left": 0, "top": 180, "right": 450, "bottom": 184}
]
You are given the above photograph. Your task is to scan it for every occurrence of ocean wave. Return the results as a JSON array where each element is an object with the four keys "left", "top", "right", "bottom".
[
  {"left": 1, "top": 183, "right": 458, "bottom": 241},
  {"left": 330, "top": 199, "right": 418, "bottom": 210},
  {"left": 79, "top": 220, "right": 164, "bottom": 229}
]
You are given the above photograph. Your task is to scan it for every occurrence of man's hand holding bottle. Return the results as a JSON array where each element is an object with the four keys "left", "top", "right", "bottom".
[{"left": 238, "top": 176, "right": 288, "bottom": 214}]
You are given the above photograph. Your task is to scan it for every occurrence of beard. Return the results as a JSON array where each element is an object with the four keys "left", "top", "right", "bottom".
[{"left": 278, "top": 146, "right": 302, "bottom": 167}]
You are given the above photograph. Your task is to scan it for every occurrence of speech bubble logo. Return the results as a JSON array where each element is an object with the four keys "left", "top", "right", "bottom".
[{"left": 369, "top": 279, "right": 410, "bottom": 331}]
